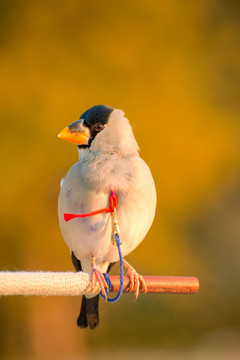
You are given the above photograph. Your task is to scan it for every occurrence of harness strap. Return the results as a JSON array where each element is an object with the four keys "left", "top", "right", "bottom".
[{"left": 63, "top": 190, "right": 117, "bottom": 221}]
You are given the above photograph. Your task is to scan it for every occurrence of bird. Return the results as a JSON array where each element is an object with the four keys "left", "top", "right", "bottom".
[{"left": 58, "top": 105, "right": 156, "bottom": 329}]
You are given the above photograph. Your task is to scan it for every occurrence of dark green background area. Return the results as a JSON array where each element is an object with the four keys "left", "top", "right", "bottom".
[{"left": 0, "top": 1, "right": 239, "bottom": 359}]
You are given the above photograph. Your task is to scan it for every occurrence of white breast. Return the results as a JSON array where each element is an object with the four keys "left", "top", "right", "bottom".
[{"left": 58, "top": 154, "right": 156, "bottom": 270}]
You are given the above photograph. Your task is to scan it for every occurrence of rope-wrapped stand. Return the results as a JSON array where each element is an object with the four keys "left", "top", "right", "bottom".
[{"left": 0, "top": 272, "right": 199, "bottom": 296}]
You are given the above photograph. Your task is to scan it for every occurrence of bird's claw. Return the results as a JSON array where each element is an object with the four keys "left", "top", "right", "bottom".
[
  {"left": 124, "top": 259, "right": 147, "bottom": 301},
  {"left": 90, "top": 257, "right": 109, "bottom": 301}
]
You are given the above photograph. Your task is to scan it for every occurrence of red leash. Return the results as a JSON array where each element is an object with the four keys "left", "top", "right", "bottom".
[{"left": 64, "top": 190, "right": 118, "bottom": 222}]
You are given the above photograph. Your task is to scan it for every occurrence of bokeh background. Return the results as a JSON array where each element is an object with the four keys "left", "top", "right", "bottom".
[{"left": 0, "top": 1, "right": 240, "bottom": 359}]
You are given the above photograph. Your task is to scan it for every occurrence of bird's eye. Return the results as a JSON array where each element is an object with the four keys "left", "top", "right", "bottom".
[{"left": 94, "top": 123, "right": 104, "bottom": 132}]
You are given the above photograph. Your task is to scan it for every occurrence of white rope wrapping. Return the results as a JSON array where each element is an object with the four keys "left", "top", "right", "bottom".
[{"left": 0, "top": 271, "right": 100, "bottom": 296}]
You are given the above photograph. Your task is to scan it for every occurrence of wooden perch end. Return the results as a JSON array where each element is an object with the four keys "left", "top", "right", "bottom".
[{"left": 110, "top": 276, "right": 199, "bottom": 294}]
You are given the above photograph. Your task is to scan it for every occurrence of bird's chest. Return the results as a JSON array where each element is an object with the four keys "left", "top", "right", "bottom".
[{"left": 58, "top": 157, "right": 156, "bottom": 264}]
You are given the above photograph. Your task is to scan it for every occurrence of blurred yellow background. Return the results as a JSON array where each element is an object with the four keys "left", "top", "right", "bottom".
[{"left": 0, "top": 0, "right": 239, "bottom": 359}]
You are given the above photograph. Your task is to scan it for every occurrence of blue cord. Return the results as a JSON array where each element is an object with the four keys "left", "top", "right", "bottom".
[{"left": 100, "top": 233, "right": 124, "bottom": 302}]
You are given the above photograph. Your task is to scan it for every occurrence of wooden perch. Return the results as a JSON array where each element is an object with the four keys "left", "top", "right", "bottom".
[{"left": 0, "top": 272, "right": 199, "bottom": 296}]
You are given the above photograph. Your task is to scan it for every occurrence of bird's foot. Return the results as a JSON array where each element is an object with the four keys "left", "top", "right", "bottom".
[
  {"left": 90, "top": 257, "right": 109, "bottom": 301},
  {"left": 123, "top": 259, "right": 147, "bottom": 301}
]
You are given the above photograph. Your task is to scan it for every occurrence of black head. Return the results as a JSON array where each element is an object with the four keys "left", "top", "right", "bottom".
[
  {"left": 58, "top": 105, "right": 114, "bottom": 148},
  {"left": 78, "top": 105, "right": 113, "bottom": 148}
]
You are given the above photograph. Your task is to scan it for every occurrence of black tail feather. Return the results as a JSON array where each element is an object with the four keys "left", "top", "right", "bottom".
[
  {"left": 77, "top": 295, "right": 99, "bottom": 329},
  {"left": 77, "top": 295, "right": 88, "bottom": 328}
]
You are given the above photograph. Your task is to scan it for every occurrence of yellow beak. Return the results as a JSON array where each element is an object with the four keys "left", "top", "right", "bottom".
[{"left": 58, "top": 120, "right": 90, "bottom": 145}]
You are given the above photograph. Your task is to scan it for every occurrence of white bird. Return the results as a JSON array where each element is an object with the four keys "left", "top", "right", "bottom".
[{"left": 58, "top": 105, "right": 156, "bottom": 329}]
